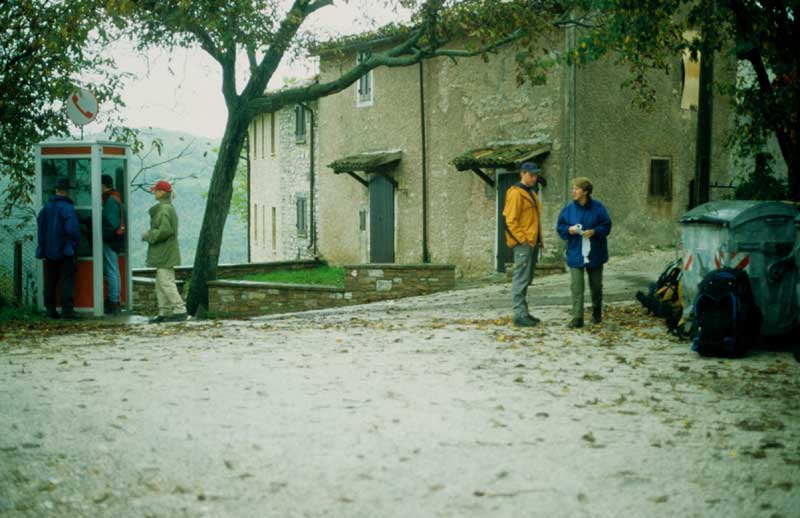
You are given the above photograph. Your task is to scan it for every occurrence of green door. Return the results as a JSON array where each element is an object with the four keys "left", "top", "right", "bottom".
[
  {"left": 497, "top": 171, "right": 518, "bottom": 272},
  {"left": 369, "top": 175, "right": 395, "bottom": 263}
]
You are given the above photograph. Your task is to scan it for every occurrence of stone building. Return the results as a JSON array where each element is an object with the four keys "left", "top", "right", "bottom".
[
  {"left": 248, "top": 100, "right": 319, "bottom": 262},
  {"left": 261, "top": 28, "right": 735, "bottom": 276}
]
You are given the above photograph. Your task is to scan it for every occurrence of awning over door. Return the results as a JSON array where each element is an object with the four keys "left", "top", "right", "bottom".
[
  {"left": 328, "top": 150, "right": 402, "bottom": 187},
  {"left": 451, "top": 142, "right": 551, "bottom": 187}
]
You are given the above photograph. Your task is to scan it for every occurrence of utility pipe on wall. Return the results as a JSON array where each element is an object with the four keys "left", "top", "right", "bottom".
[
  {"left": 419, "top": 61, "right": 430, "bottom": 263},
  {"left": 300, "top": 102, "right": 318, "bottom": 256}
]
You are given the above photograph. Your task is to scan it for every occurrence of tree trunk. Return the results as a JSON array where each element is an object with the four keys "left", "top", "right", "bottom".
[{"left": 186, "top": 109, "right": 249, "bottom": 316}]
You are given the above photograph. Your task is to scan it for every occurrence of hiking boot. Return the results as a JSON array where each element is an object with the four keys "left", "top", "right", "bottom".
[
  {"left": 568, "top": 318, "right": 584, "bottom": 329},
  {"left": 591, "top": 308, "right": 602, "bottom": 325},
  {"left": 107, "top": 301, "right": 121, "bottom": 315},
  {"left": 513, "top": 315, "right": 539, "bottom": 327}
]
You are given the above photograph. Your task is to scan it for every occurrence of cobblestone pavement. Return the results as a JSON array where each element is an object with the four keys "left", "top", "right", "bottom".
[{"left": 1, "top": 250, "right": 798, "bottom": 518}]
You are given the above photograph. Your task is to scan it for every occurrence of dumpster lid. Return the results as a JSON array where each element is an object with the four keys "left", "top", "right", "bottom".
[{"left": 680, "top": 201, "right": 797, "bottom": 228}]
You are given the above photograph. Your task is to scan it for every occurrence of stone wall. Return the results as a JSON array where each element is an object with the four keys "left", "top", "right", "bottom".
[
  {"left": 205, "top": 263, "right": 456, "bottom": 318},
  {"left": 132, "top": 277, "right": 186, "bottom": 315},
  {"left": 248, "top": 101, "right": 320, "bottom": 262},
  {"left": 132, "top": 259, "right": 322, "bottom": 281}
]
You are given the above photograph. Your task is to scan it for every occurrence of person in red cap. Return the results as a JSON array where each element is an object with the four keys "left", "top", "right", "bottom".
[{"left": 142, "top": 180, "right": 187, "bottom": 323}]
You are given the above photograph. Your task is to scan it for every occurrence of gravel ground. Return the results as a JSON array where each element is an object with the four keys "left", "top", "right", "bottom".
[{"left": 1, "top": 249, "right": 798, "bottom": 518}]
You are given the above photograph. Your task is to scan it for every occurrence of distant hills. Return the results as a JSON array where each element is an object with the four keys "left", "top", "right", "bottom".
[{"left": 125, "top": 128, "right": 248, "bottom": 268}]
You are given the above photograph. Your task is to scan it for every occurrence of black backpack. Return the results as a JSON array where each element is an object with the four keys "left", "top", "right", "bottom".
[
  {"left": 691, "top": 267, "right": 763, "bottom": 358},
  {"left": 636, "top": 259, "right": 684, "bottom": 333}
]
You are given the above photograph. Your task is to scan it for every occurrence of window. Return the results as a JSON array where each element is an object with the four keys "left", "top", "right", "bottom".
[
  {"left": 356, "top": 52, "right": 373, "bottom": 106},
  {"left": 296, "top": 195, "right": 308, "bottom": 235},
  {"left": 649, "top": 158, "right": 672, "bottom": 200},
  {"left": 295, "top": 105, "right": 306, "bottom": 142},
  {"left": 252, "top": 122, "right": 258, "bottom": 159},
  {"left": 261, "top": 115, "right": 266, "bottom": 159},
  {"left": 271, "top": 206, "right": 277, "bottom": 252},
  {"left": 270, "top": 113, "right": 276, "bottom": 156},
  {"left": 359, "top": 208, "right": 367, "bottom": 231},
  {"left": 253, "top": 204, "right": 259, "bottom": 245}
]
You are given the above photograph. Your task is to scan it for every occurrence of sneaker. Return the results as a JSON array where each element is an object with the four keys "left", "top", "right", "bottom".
[
  {"left": 568, "top": 318, "right": 584, "bottom": 329},
  {"left": 527, "top": 314, "right": 541, "bottom": 325},
  {"left": 149, "top": 315, "right": 167, "bottom": 324},
  {"left": 513, "top": 315, "right": 539, "bottom": 327},
  {"left": 61, "top": 311, "right": 81, "bottom": 320},
  {"left": 165, "top": 312, "right": 188, "bottom": 322},
  {"left": 591, "top": 313, "right": 602, "bottom": 325}
]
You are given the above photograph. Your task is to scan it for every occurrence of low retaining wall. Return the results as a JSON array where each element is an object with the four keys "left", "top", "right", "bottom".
[
  {"left": 133, "top": 259, "right": 322, "bottom": 281},
  {"left": 132, "top": 277, "right": 187, "bottom": 315},
  {"left": 207, "top": 263, "right": 456, "bottom": 318}
]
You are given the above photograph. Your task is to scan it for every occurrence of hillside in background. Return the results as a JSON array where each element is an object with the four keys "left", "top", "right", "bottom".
[{"left": 125, "top": 128, "right": 247, "bottom": 268}]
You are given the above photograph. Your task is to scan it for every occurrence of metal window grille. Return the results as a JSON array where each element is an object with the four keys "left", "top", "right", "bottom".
[{"left": 649, "top": 158, "right": 672, "bottom": 200}]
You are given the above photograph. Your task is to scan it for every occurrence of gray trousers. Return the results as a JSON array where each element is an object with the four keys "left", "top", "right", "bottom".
[
  {"left": 512, "top": 243, "right": 540, "bottom": 319},
  {"left": 570, "top": 266, "right": 603, "bottom": 320}
]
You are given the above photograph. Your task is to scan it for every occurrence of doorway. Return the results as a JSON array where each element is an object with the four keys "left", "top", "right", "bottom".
[{"left": 369, "top": 174, "right": 395, "bottom": 263}]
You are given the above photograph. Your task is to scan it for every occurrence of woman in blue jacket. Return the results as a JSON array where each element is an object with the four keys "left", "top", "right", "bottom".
[{"left": 556, "top": 177, "right": 612, "bottom": 328}]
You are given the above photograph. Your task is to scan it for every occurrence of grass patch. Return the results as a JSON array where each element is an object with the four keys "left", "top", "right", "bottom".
[
  {"left": 0, "top": 303, "right": 45, "bottom": 329},
  {"left": 239, "top": 265, "right": 345, "bottom": 287}
]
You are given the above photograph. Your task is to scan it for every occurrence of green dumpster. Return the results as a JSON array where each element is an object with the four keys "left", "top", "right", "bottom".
[{"left": 680, "top": 201, "right": 798, "bottom": 336}]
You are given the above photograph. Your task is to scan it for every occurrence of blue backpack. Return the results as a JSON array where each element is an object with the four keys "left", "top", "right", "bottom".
[{"left": 691, "top": 267, "right": 763, "bottom": 358}]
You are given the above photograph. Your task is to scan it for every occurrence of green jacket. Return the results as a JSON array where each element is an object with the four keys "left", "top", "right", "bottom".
[{"left": 145, "top": 200, "right": 181, "bottom": 268}]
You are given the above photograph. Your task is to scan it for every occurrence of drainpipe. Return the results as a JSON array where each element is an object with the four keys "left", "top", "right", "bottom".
[
  {"left": 246, "top": 133, "right": 251, "bottom": 263},
  {"left": 419, "top": 61, "right": 430, "bottom": 263},
  {"left": 300, "top": 102, "right": 318, "bottom": 257}
]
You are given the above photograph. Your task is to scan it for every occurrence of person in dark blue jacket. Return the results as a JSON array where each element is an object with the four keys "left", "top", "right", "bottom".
[
  {"left": 36, "top": 177, "right": 81, "bottom": 319},
  {"left": 556, "top": 177, "right": 612, "bottom": 328}
]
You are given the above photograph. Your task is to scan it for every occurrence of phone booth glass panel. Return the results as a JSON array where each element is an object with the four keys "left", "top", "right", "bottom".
[{"left": 35, "top": 142, "right": 133, "bottom": 316}]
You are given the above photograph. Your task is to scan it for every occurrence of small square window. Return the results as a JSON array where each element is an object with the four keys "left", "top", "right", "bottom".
[{"left": 649, "top": 158, "right": 672, "bottom": 201}]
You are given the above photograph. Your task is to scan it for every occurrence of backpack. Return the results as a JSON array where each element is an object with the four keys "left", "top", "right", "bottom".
[
  {"left": 691, "top": 267, "right": 763, "bottom": 358},
  {"left": 636, "top": 259, "right": 685, "bottom": 334}
]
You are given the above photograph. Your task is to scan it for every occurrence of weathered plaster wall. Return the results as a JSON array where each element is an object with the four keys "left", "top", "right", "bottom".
[
  {"left": 316, "top": 31, "right": 736, "bottom": 274},
  {"left": 318, "top": 38, "right": 564, "bottom": 275},
  {"left": 573, "top": 49, "right": 736, "bottom": 255},
  {"left": 318, "top": 54, "right": 423, "bottom": 266}
]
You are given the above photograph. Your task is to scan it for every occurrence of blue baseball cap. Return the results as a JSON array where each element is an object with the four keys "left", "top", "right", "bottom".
[{"left": 520, "top": 162, "right": 541, "bottom": 174}]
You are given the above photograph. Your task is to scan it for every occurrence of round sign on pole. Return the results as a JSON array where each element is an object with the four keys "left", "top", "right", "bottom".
[{"left": 65, "top": 87, "right": 98, "bottom": 126}]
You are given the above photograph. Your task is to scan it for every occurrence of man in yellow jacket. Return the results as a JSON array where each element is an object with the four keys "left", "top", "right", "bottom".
[{"left": 503, "top": 162, "right": 543, "bottom": 326}]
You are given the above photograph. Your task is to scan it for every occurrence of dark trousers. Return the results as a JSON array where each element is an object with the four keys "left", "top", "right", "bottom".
[
  {"left": 570, "top": 266, "right": 603, "bottom": 320},
  {"left": 44, "top": 257, "right": 77, "bottom": 313}
]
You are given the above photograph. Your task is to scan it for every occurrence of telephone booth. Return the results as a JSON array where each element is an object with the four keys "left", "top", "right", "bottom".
[{"left": 34, "top": 141, "right": 133, "bottom": 316}]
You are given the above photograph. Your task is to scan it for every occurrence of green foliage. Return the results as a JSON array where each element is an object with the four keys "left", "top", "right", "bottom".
[
  {"left": 734, "top": 153, "right": 789, "bottom": 201},
  {"left": 239, "top": 265, "right": 344, "bottom": 287},
  {"left": 0, "top": 0, "right": 130, "bottom": 214},
  {"left": 0, "top": 303, "right": 44, "bottom": 328},
  {"left": 536, "top": 1, "right": 799, "bottom": 198},
  {"left": 229, "top": 137, "right": 250, "bottom": 225}
]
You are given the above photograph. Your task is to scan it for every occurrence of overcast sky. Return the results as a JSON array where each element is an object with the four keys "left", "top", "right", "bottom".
[{"left": 103, "top": 2, "right": 408, "bottom": 140}]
